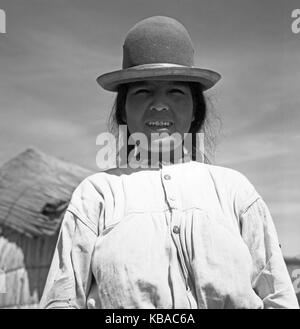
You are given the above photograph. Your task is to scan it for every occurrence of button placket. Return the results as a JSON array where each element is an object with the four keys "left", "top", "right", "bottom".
[
  {"left": 171, "top": 211, "right": 189, "bottom": 290},
  {"left": 161, "top": 170, "right": 177, "bottom": 209},
  {"left": 161, "top": 166, "right": 197, "bottom": 308},
  {"left": 160, "top": 167, "right": 192, "bottom": 302}
]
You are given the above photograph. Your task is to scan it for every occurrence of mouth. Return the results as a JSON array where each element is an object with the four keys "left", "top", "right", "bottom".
[{"left": 145, "top": 121, "right": 174, "bottom": 129}]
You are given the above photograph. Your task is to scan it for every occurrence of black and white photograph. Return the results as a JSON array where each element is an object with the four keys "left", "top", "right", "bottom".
[{"left": 0, "top": 0, "right": 299, "bottom": 313}]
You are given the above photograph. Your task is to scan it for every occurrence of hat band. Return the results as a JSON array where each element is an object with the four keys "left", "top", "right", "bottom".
[{"left": 130, "top": 63, "right": 193, "bottom": 70}]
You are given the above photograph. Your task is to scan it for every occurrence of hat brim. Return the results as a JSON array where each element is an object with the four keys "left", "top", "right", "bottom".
[{"left": 96, "top": 63, "right": 221, "bottom": 92}]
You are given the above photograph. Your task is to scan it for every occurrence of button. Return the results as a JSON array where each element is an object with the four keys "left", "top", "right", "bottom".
[
  {"left": 164, "top": 174, "right": 171, "bottom": 180},
  {"left": 173, "top": 225, "right": 180, "bottom": 234}
]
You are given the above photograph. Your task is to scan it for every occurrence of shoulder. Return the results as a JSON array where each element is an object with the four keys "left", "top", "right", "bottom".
[
  {"left": 68, "top": 171, "right": 115, "bottom": 210},
  {"left": 65, "top": 173, "right": 110, "bottom": 235},
  {"left": 69, "top": 167, "right": 128, "bottom": 202},
  {"left": 191, "top": 161, "right": 253, "bottom": 186},
  {"left": 74, "top": 167, "right": 121, "bottom": 190},
  {"left": 191, "top": 162, "right": 261, "bottom": 213}
]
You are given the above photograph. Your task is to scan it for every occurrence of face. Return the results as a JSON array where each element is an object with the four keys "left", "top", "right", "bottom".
[{"left": 125, "top": 80, "right": 194, "bottom": 147}]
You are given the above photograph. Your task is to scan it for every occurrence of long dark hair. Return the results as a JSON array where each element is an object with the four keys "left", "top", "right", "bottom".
[{"left": 107, "top": 81, "right": 219, "bottom": 164}]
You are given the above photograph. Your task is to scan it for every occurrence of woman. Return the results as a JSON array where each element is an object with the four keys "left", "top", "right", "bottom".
[{"left": 40, "top": 16, "right": 299, "bottom": 309}]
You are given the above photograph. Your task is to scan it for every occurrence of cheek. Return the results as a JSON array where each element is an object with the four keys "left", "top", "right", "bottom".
[
  {"left": 125, "top": 99, "right": 145, "bottom": 133},
  {"left": 175, "top": 100, "right": 194, "bottom": 128}
]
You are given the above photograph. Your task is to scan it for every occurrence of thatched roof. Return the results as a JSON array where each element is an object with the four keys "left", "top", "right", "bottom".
[{"left": 0, "top": 148, "right": 92, "bottom": 237}]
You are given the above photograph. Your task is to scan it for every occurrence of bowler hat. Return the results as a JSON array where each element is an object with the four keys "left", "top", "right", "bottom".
[{"left": 96, "top": 16, "right": 221, "bottom": 91}]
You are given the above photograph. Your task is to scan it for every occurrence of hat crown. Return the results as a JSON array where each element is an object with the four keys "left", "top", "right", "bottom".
[{"left": 122, "top": 16, "right": 195, "bottom": 69}]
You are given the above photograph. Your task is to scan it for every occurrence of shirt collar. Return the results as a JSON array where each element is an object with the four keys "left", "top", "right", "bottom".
[{"left": 127, "top": 144, "right": 192, "bottom": 169}]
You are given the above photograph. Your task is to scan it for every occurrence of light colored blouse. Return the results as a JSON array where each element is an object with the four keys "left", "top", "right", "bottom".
[{"left": 40, "top": 160, "right": 299, "bottom": 309}]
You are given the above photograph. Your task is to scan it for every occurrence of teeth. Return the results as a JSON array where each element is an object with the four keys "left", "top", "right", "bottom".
[{"left": 147, "top": 121, "right": 172, "bottom": 127}]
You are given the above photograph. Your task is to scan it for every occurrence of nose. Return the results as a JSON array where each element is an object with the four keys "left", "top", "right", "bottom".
[{"left": 150, "top": 103, "right": 170, "bottom": 112}]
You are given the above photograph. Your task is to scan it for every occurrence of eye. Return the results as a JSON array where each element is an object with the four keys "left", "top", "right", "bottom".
[
  {"left": 134, "top": 88, "right": 150, "bottom": 95},
  {"left": 169, "top": 88, "right": 185, "bottom": 95}
]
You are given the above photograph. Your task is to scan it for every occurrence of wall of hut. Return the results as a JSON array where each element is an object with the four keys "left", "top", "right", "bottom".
[{"left": 0, "top": 226, "right": 58, "bottom": 308}]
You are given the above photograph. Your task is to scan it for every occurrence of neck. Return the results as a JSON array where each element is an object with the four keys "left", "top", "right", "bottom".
[{"left": 125, "top": 144, "right": 191, "bottom": 168}]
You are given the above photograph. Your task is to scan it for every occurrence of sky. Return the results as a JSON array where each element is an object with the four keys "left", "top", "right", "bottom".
[{"left": 0, "top": 0, "right": 299, "bottom": 256}]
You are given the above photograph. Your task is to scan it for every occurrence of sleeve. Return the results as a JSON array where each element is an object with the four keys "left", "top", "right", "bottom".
[
  {"left": 239, "top": 197, "right": 299, "bottom": 309},
  {"left": 39, "top": 177, "right": 104, "bottom": 309}
]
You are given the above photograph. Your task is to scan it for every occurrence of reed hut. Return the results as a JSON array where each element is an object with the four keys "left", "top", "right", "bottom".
[{"left": 0, "top": 148, "right": 92, "bottom": 308}]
